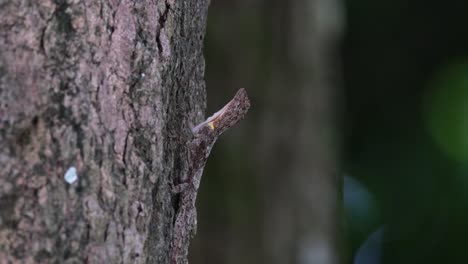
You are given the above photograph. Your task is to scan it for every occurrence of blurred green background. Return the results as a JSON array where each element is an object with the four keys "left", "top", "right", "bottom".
[{"left": 191, "top": 0, "right": 468, "bottom": 263}]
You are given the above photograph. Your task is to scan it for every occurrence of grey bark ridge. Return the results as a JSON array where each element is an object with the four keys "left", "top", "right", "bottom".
[{"left": 170, "top": 88, "right": 250, "bottom": 264}]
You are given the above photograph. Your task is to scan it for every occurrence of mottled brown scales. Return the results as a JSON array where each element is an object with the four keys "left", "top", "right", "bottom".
[{"left": 169, "top": 88, "right": 250, "bottom": 264}]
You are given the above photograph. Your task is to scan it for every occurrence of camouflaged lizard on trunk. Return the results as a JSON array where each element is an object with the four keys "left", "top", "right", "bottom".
[{"left": 170, "top": 88, "right": 250, "bottom": 264}]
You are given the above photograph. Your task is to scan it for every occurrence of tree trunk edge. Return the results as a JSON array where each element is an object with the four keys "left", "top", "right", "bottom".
[{"left": 0, "top": 0, "right": 210, "bottom": 263}]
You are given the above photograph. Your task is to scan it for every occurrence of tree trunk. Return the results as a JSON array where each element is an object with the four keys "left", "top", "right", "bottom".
[
  {"left": 260, "top": 1, "right": 343, "bottom": 263},
  {"left": 0, "top": 0, "right": 209, "bottom": 263}
]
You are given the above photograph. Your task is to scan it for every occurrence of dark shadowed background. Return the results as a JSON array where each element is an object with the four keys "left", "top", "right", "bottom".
[{"left": 192, "top": 0, "right": 468, "bottom": 263}]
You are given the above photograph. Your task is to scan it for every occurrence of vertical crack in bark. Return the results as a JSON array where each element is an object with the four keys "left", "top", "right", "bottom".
[
  {"left": 103, "top": 222, "right": 110, "bottom": 241},
  {"left": 129, "top": 2, "right": 144, "bottom": 94},
  {"left": 108, "top": 3, "right": 118, "bottom": 42},
  {"left": 122, "top": 130, "right": 130, "bottom": 166},
  {"left": 40, "top": 14, "right": 55, "bottom": 56},
  {"left": 156, "top": 1, "right": 170, "bottom": 57}
]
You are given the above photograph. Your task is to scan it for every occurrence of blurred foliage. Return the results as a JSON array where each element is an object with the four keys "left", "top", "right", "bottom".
[
  {"left": 343, "top": 0, "right": 468, "bottom": 263},
  {"left": 424, "top": 61, "right": 468, "bottom": 164}
]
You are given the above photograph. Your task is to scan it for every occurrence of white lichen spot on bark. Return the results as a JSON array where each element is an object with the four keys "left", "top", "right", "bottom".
[{"left": 64, "top": 166, "right": 78, "bottom": 184}]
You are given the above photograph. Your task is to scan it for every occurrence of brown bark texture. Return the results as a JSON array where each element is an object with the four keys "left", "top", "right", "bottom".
[{"left": 0, "top": 0, "right": 209, "bottom": 263}]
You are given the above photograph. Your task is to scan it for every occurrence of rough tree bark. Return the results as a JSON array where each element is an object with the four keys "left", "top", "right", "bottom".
[{"left": 0, "top": 0, "right": 209, "bottom": 263}]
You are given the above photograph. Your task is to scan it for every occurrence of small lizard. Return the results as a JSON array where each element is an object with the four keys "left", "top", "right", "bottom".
[{"left": 169, "top": 88, "right": 250, "bottom": 264}]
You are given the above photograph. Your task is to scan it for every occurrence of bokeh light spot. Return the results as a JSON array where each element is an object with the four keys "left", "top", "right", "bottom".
[{"left": 423, "top": 60, "right": 468, "bottom": 164}]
